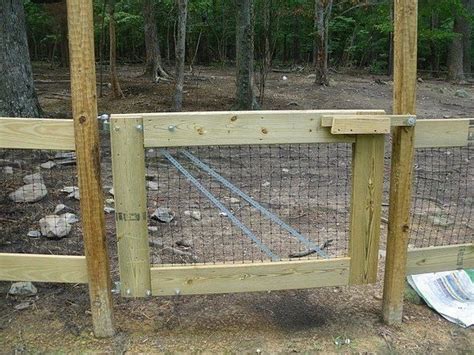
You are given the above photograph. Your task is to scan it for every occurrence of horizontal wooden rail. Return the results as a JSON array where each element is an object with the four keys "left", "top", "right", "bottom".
[
  {"left": 150, "top": 257, "right": 350, "bottom": 296},
  {"left": 0, "top": 253, "right": 88, "bottom": 283},
  {"left": 0, "top": 117, "right": 75, "bottom": 150},
  {"left": 406, "top": 244, "right": 474, "bottom": 275},
  {"left": 111, "top": 110, "right": 386, "bottom": 147}
]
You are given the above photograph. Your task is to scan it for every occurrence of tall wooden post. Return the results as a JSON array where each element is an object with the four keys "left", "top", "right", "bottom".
[
  {"left": 382, "top": 0, "right": 418, "bottom": 324},
  {"left": 66, "top": 0, "right": 115, "bottom": 337}
]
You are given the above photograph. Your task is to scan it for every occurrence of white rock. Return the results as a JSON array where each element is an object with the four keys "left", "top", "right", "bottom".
[
  {"left": 191, "top": 211, "right": 202, "bottom": 221},
  {"left": 261, "top": 181, "right": 270, "bottom": 187},
  {"left": 151, "top": 207, "right": 174, "bottom": 223},
  {"left": 229, "top": 197, "right": 240, "bottom": 204},
  {"left": 148, "top": 226, "right": 158, "bottom": 232},
  {"left": 105, "top": 198, "right": 115, "bottom": 205},
  {"left": 282, "top": 75, "right": 288, "bottom": 81},
  {"left": 9, "top": 282, "right": 37, "bottom": 296},
  {"left": 60, "top": 186, "right": 78, "bottom": 194},
  {"left": 109, "top": 188, "right": 114, "bottom": 196},
  {"left": 27, "top": 230, "right": 41, "bottom": 238},
  {"left": 54, "top": 204, "right": 66, "bottom": 214},
  {"left": 104, "top": 206, "right": 115, "bottom": 213},
  {"left": 60, "top": 213, "right": 79, "bottom": 224},
  {"left": 40, "top": 161, "right": 56, "bottom": 169},
  {"left": 9, "top": 183, "right": 48, "bottom": 203},
  {"left": 23, "top": 172, "right": 44, "bottom": 184},
  {"left": 219, "top": 212, "right": 228, "bottom": 217},
  {"left": 147, "top": 181, "right": 159, "bottom": 191},
  {"left": 282, "top": 168, "right": 289, "bottom": 173},
  {"left": 39, "top": 215, "right": 72, "bottom": 238},
  {"left": 68, "top": 191, "right": 80, "bottom": 200},
  {"left": 3, "top": 166, "right": 13, "bottom": 174}
]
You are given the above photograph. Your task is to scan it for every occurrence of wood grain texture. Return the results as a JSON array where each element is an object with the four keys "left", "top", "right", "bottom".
[
  {"left": 150, "top": 258, "right": 350, "bottom": 296},
  {"left": 321, "top": 114, "right": 410, "bottom": 128},
  {"left": 382, "top": 0, "right": 418, "bottom": 326},
  {"left": 331, "top": 117, "right": 390, "bottom": 135},
  {"left": 0, "top": 253, "right": 88, "bottom": 283},
  {"left": 136, "top": 110, "right": 386, "bottom": 147},
  {"left": 111, "top": 116, "right": 151, "bottom": 297},
  {"left": 413, "top": 119, "right": 470, "bottom": 148},
  {"left": 66, "top": 0, "right": 114, "bottom": 337},
  {"left": 406, "top": 244, "right": 474, "bottom": 275},
  {"left": 349, "top": 135, "right": 385, "bottom": 284},
  {"left": 0, "top": 118, "right": 75, "bottom": 150}
]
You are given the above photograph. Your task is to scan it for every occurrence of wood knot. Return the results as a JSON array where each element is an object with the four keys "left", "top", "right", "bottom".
[
  {"left": 261, "top": 128, "right": 268, "bottom": 134},
  {"left": 197, "top": 127, "right": 205, "bottom": 135},
  {"left": 79, "top": 115, "right": 87, "bottom": 124},
  {"left": 402, "top": 224, "right": 410, "bottom": 232},
  {"left": 230, "top": 116, "right": 237, "bottom": 122}
]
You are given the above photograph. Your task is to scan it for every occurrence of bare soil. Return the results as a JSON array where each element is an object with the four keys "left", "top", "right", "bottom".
[{"left": 0, "top": 63, "right": 473, "bottom": 353}]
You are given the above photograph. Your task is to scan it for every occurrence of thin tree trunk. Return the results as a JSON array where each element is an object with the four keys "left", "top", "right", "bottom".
[
  {"left": 447, "top": 15, "right": 465, "bottom": 82},
  {"left": 173, "top": 0, "right": 188, "bottom": 111},
  {"left": 235, "top": 0, "right": 258, "bottom": 110},
  {"left": 108, "top": 0, "right": 124, "bottom": 98},
  {"left": 461, "top": 0, "right": 473, "bottom": 77},
  {"left": 314, "top": 0, "right": 332, "bottom": 86},
  {"left": 143, "top": 0, "right": 169, "bottom": 81},
  {"left": 258, "top": 0, "right": 271, "bottom": 105},
  {"left": 0, "top": 0, "right": 42, "bottom": 117}
]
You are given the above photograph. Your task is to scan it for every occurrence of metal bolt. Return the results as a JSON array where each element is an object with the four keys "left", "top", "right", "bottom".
[
  {"left": 175, "top": 288, "right": 181, "bottom": 296},
  {"left": 126, "top": 288, "right": 131, "bottom": 295},
  {"left": 406, "top": 117, "right": 416, "bottom": 126},
  {"left": 168, "top": 125, "right": 176, "bottom": 132},
  {"left": 136, "top": 124, "right": 143, "bottom": 131},
  {"left": 146, "top": 290, "right": 152, "bottom": 297}
]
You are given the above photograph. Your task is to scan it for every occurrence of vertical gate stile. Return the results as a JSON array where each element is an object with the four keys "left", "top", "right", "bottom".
[
  {"left": 111, "top": 115, "right": 151, "bottom": 297},
  {"left": 349, "top": 135, "right": 385, "bottom": 285}
]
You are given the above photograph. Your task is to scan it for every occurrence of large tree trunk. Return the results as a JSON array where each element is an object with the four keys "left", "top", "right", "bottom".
[
  {"left": 314, "top": 0, "right": 332, "bottom": 86},
  {"left": 461, "top": 0, "right": 473, "bottom": 77},
  {"left": 0, "top": 0, "right": 42, "bottom": 117},
  {"left": 108, "top": 0, "right": 124, "bottom": 98},
  {"left": 235, "top": 0, "right": 258, "bottom": 110},
  {"left": 143, "top": 0, "right": 169, "bottom": 81},
  {"left": 258, "top": 0, "right": 272, "bottom": 105},
  {"left": 447, "top": 12, "right": 465, "bottom": 82},
  {"left": 173, "top": 0, "right": 188, "bottom": 111}
]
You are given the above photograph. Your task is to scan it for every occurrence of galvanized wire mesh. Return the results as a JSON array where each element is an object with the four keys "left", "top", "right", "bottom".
[
  {"left": 145, "top": 144, "right": 352, "bottom": 265},
  {"left": 410, "top": 145, "right": 473, "bottom": 248},
  {"left": 0, "top": 149, "right": 82, "bottom": 255}
]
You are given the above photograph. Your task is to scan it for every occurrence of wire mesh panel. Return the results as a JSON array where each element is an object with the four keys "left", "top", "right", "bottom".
[
  {"left": 410, "top": 145, "right": 473, "bottom": 248},
  {"left": 0, "top": 149, "right": 82, "bottom": 255},
  {"left": 145, "top": 144, "right": 352, "bottom": 265}
]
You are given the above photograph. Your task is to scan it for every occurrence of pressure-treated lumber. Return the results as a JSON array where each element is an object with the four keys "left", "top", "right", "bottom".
[
  {"left": 349, "top": 135, "right": 385, "bottom": 284},
  {"left": 321, "top": 114, "right": 412, "bottom": 128},
  {"left": 413, "top": 119, "right": 470, "bottom": 148},
  {"left": 111, "top": 116, "right": 151, "bottom": 297},
  {"left": 0, "top": 253, "right": 88, "bottom": 283},
  {"left": 150, "top": 258, "right": 350, "bottom": 296},
  {"left": 0, "top": 118, "right": 75, "bottom": 150},
  {"left": 66, "top": 0, "right": 114, "bottom": 337},
  {"left": 331, "top": 117, "right": 390, "bottom": 135},
  {"left": 406, "top": 244, "right": 474, "bottom": 275},
  {"left": 135, "top": 110, "right": 386, "bottom": 147},
  {"left": 383, "top": 0, "right": 418, "bottom": 325}
]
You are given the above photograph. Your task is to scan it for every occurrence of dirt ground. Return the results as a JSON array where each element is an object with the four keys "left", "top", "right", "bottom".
[{"left": 1, "top": 63, "right": 473, "bottom": 353}]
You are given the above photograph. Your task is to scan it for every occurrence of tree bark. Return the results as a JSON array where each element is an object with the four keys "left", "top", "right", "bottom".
[
  {"left": 0, "top": 0, "right": 42, "bottom": 117},
  {"left": 235, "top": 0, "right": 258, "bottom": 110},
  {"left": 461, "top": 0, "right": 473, "bottom": 77},
  {"left": 314, "top": 0, "right": 332, "bottom": 86},
  {"left": 173, "top": 0, "right": 188, "bottom": 111},
  {"left": 107, "top": 0, "right": 124, "bottom": 98},
  {"left": 143, "top": 0, "right": 169, "bottom": 81}
]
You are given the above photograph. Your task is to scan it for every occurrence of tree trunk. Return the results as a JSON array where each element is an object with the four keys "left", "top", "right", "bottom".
[
  {"left": 258, "top": 0, "right": 271, "bottom": 105},
  {"left": 143, "top": 0, "right": 169, "bottom": 81},
  {"left": 447, "top": 7, "right": 466, "bottom": 82},
  {"left": 108, "top": 0, "right": 124, "bottom": 98},
  {"left": 461, "top": 0, "right": 473, "bottom": 77},
  {"left": 0, "top": 0, "right": 42, "bottom": 117},
  {"left": 235, "top": 0, "right": 258, "bottom": 110},
  {"left": 173, "top": 0, "right": 188, "bottom": 111},
  {"left": 314, "top": 0, "right": 332, "bottom": 86}
]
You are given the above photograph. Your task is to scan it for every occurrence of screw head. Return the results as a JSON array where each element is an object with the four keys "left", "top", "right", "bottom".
[
  {"left": 406, "top": 117, "right": 416, "bottom": 126},
  {"left": 136, "top": 124, "right": 143, "bottom": 131},
  {"left": 126, "top": 288, "right": 131, "bottom": 295},
  {"left": 146, "top": 290, "right": 152, "bottom": 297},
  {"left": 175, "top": 288, "right": 181, "bottom": 295},
  {"left": 168, "top": 125, "right": 176, "bottom": 132}
]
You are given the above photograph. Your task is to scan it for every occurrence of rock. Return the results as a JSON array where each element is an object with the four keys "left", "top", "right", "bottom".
[
  {"left": 61, "top": 186, "right": 80, "bottom": 200},
  {"left": 190, "top": 211, "right": 201, "bottom": 221},
  {"left": 219, "top": 211, "right": 228, "bottom": 217},
  {"left": 39, "top": 215, "right": 72, "bottom": 238},
  {"left": 282, "top": 75, "right": 288, "bottom": 81},
  {"left": 23, "top": 172, "right": 44, "bottom": 184},
  {"left": 8, "top": 282, "right": 37, "bottom": 296},
  {"left": 454, "top": 89, "right": 469, "bottom": 98},
  {"left": 151, "top": 207, "right": 175, "bottom": 223},
  {"left": 104, "top": 206, "right": 115, "bottom": 213},
  {"left": 14, "top": 302, "right": 32, "bottom": 311},
  {"left": 27, "top": 230, "right": 41, "bottom": 238},
  {"left": 229, "top": 197, "right": 240, "bottom": 204},
  {"left": 439, "top": 87, "right": 447, "bottom": 94},
  {"left": 282, "top": 168, "right": 289, "bottom": 173},
  {"left": 105, "top": 198, "right": 115, "bottom": 205},
  {"left": 148, "top": 226, "right": 158, "bottom": 232},
  {"left": 54, "top": 204, "right": 66, "bottom": 214},
  {"left": 261, "top": 181, "right": 270, "bottom": 187},
  {"left": 147, "top": 181, "right": 159, "bottom": 191},
  {"left": 3, "top": 166, "right": 13, "bottom": 174},
  {"left": 60, "top": 213, "right": 79, "bottom": 224},
  {"left": 40, "top": 161, "right": 56, "bottom": 169},
  {"left": 9, "top": 183, "right": 48, "bottom": 203},
  {"left": 428, "top": 214, "right": 454, "bottom": 227},
  {"left": 176, "top": 239, "right": 192, "bottom": 248},
  {"left": 55, "top": 152, "right": 76, "bottom": 160},
  {"left": 287, "top": 101, "right": 298, "bottom": 106},
  {"left": 417, "top": 77, "right": 423, "bottom": 83},
  {"left": 109, "top": 188, "right": 114, "bottom": 196}
]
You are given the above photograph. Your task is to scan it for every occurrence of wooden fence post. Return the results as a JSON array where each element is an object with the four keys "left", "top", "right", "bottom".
[
  {"left": 110, "top": 115, "right": 151, "bottom": 297},
  {"left": 66, "top": 0, "right": 115, "bottom": 337},
  {"left": 349, "top": 135, "right": 385, "bottom": 284},
  {"left": 382, "top": 0, "right": 418, "bottom": 324}
]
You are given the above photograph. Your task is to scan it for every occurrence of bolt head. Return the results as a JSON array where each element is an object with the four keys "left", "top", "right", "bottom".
[
  {"left": 406, "top": 117, "right": 416, "bottom": 126},
  {"left": 168, "top": 125, "right": 176, "bottom": 132}
]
